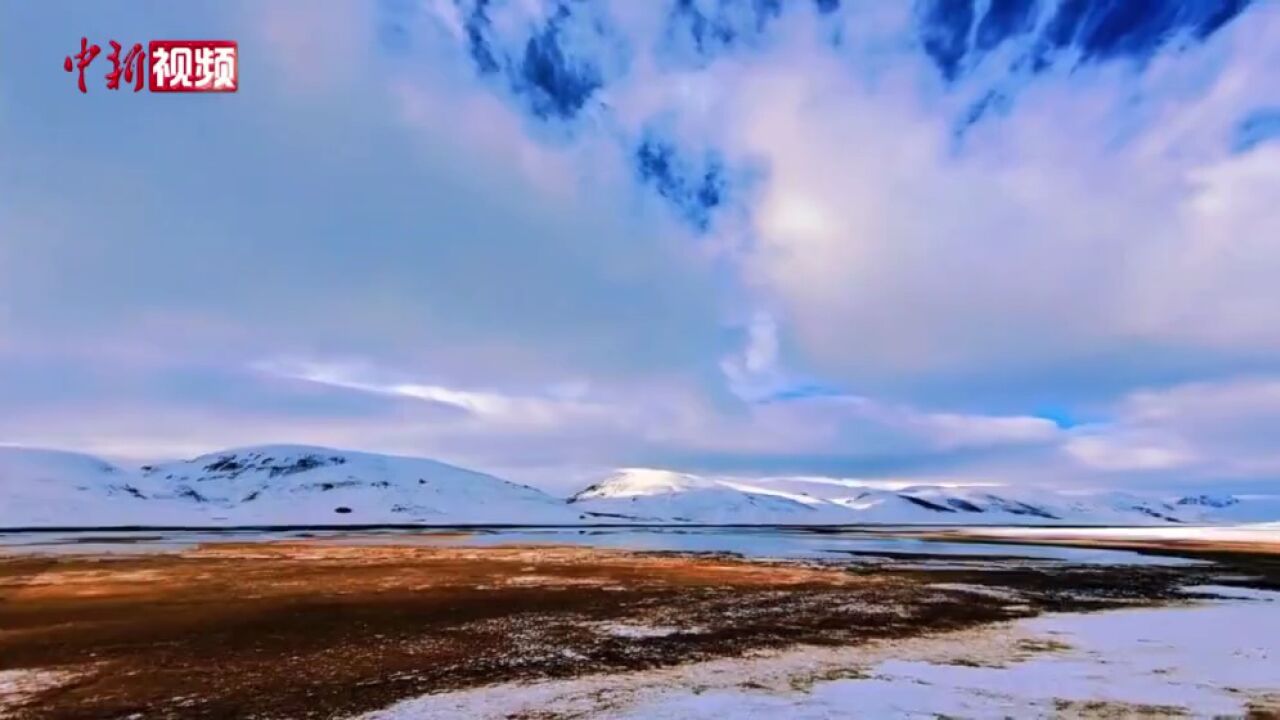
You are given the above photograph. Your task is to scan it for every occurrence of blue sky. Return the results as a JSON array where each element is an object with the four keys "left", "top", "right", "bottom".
[{"left": 2, "top": 0, "right": 1278, "bottom": 493}]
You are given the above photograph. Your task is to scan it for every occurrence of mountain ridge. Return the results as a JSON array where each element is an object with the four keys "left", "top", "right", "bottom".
[{"left": 2, "top": 445, "right": 1278, "bottom": 528}]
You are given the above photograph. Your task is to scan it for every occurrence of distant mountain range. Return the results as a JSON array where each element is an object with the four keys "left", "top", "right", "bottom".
[
  {"left": 2, "top": 445, "right": 1277, "bottom": 528},
  {"left": 569, "top": 468, "right": 1280, "bottom": 526}
]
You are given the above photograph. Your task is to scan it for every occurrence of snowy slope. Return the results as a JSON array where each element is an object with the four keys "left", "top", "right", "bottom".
[
  {"left": 0, "top": 447, "right": 199, "bottom": 527},
  {"left": 1171, "top": 494, "right": 1280, "bottom": 523},
  {"left": 889, "top": 486, "right": 1187, "bottom": 525},
  {"left": 568, "top": 469, "right": 855, "bottom": 524},
  {"left": 567, "top": 470, "right": 1280, "bottom": 526},
  {"left": 565, "top": 470, "right": 1030, "bottom": 525},
  {"left": 809, "top": 485, "right": 1068, "bottom": 524},
  {"left": 139, "top": 445, "right": 578, "bottom": 525},
  {"left": 1, "top": 445, "right": 577, "bottom": 527}
]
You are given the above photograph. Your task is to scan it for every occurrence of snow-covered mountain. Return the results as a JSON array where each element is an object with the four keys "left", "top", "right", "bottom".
[
  {"left": 1172, "top": 493, "right": 1280, "bottom": 524},
  {"left": 0, "top": 447, "right": 196, "bottom": 527},
  {"left": 140, "top": 445, "right": 580, "bottom": 525},
  {"left": 1, "top": 445, "right": 577, "bottom": 527},
  {"left": 568, "top": 469, "right": 856, "bottom": 524},
  {"left": 567, "top": 470, "right": 1280, "bottom": 526},
  {"left": 3, "top": 446, "right": 1279, "bottom": 528}
]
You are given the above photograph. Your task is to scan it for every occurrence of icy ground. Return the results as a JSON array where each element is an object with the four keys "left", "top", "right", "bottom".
[
  {"left": 0, "top": 670, "right": 78, "bottom": 715},
  {"left": 0, "top": 526, "right": 1200, "bottom": 566},
  {"left": 360, "top": 587, "right": 1280, "bottom": 719},
  {"left": 955, "top": 522, "right": 1280, "bottom": 544}
]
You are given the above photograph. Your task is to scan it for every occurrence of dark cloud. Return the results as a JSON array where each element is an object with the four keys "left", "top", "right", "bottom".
[
  {"left": 462, "top": 0, "right": 501, "bottom": 74},
  {"left": 635, "top": 134, "right": 728, "bottom": 232},
  {"left": 914, "top": 0, "right": 1255, "bottom": 81},
  {"left": 446, "top": 0, "right": 610, "bottom": 121},
  {"left": 663, "top": 0, "right": 810, "bottom": 64},
  {"left": 920, "top": 0, "right": 975, "bottom": 82},
  {"left": 519, "top": 7, "right": 603, "bottom": 120},
  {"left": 976, "top": 0, "right": 1039, "bottom": 53},
  {"left": 814, "top": 0, "right": 841, "bottom": 15}
]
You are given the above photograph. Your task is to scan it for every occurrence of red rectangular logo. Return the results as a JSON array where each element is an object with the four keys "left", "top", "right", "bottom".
[{"left": 148, "top": 40, "right": 238, "bottom": 93}]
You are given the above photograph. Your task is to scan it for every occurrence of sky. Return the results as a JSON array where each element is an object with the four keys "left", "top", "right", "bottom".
[{"left": 1, "top": 0, "right": 1278, "bottom": 494}]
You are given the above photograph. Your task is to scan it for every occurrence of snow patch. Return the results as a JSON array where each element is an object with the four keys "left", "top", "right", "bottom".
[
  {"left": 360, "top": 590, "right": 1280, "bottom": 719},
  {"left": 0, "top": 669, "right": 80, "bottom": 713},
  {"left": 591, "top": 622, "right": 705, "bottom": 639}
]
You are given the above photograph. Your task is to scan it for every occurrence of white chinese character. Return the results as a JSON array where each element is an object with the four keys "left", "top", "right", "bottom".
[
  {"left": 153, "top": 46, "right": 194, "bottom": 88},
  {"left": 212, "top": 47, "right": 236, "bottom": 90},
  {"left": 193, "top": 47, "right": 215, "bottom": 88},
  {"left": 151, "top": 47, "right": 171, "bottom": 87}
]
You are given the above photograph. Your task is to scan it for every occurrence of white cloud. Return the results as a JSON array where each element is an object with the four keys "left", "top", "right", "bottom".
[
  {"left": 585, "top": 2, "right": 1280, "bottom": 398},
  {"left": 241, "top": 347, "right": 1061, "bottom": 488},
  {"left": 1064, "top": 436, "right": 1196, "bottom": 472},
  {"left": 2, "top": 0, "right": 1278, "bottom": 493},
  {"left": 1065, "top": 376, "right": 1280, "bottom": 479},
  {"left": 256, "top": 357, "right": 612, "bottom": 429}
]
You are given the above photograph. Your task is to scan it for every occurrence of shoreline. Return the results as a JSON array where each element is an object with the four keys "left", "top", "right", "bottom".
[{"left": 906, "top": 526, "right": 1280, "bottom": 560}]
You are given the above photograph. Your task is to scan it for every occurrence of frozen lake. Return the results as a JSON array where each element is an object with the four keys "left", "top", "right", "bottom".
[{"left": 0, "top": 525, "right": 1200, "bottom": 566}]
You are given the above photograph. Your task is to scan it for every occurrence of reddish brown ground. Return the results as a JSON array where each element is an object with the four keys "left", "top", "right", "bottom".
[{"left": 0, "top": 540, "right": 1265, "bottom": 720}]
